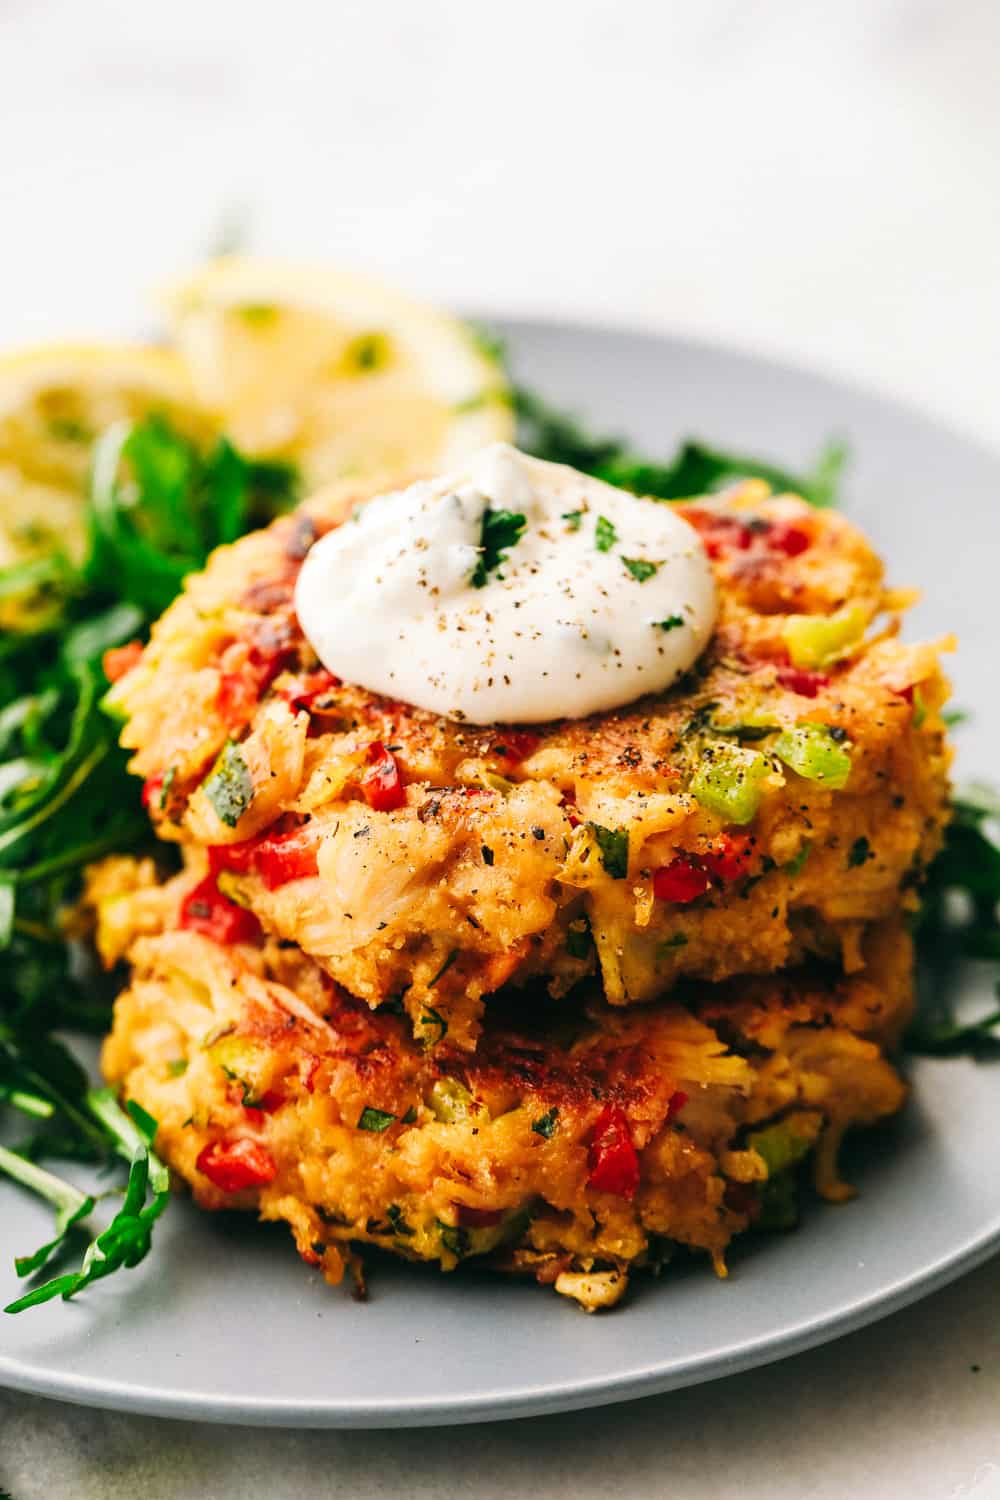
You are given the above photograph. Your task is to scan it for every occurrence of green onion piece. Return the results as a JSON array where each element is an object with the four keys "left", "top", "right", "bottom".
[
  {"left": 747, "top": 1118, "right": 815, "bottom": 1176},
  {"left": 202, "top": 741, "right": 254, "bottom": 827},
  {"left": 357, "top": 1106, "right": 396, "bottom": 1133},
  {"left": 690, "top": 743, "right": 769, "bottom": 824},
  {"left": 782, "top": 604, "right": 867, "bottom": 669},
  {"left": 772, "top": 724, "right": 852, "bottom": 790},
  {"left": 427, "top": 1078, "right": 474, "bottom": 1124}
]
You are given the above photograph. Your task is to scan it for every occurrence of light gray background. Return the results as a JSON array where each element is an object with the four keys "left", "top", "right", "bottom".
[{"left": 1, "top": 2, "right": 999, "bottom": 1496}]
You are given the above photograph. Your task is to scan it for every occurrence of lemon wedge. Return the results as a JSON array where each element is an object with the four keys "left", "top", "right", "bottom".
[
  {"left": 160, "top": 258, "right": 512, "bottom": 492},
  {"left": 0, "top": 342, "right": 197, "bottom": 574}
]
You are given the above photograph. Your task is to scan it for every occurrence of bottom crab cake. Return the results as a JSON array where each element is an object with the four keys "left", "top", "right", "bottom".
[{"left": 101, "top": 905, "right": 911, "bottom": 1311}]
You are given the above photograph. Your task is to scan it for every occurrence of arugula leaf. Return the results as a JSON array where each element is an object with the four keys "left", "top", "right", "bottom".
[{"left": 513, "top": 385, "right": 847, "bottom": 508}]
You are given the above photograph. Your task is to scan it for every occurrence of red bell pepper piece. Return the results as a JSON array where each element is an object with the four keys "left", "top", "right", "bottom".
[
  {"left": 208, "top": 827, "right": 319, "bottom": 889},
  {"left": 587, "top": 1103, "right": 640, "bottom": 1199},
  {"left": 776, "top": 665, "right": 830, "bottom": 699},
  {"left": 768, "top": 521, "right": 811, "bottom": 557},
  {"left": 102, "top": 640, "right": 143, "bottom": 682},
  {"left": 179, "top": 875, "right": 262, "bottom": 945},
  {"left": 196, "top": 1137, "right": 277, "bottom": 1192},
  {"left": 652, "top": 857, "right": 711, "bottom": 904},
  {"left": 492, "top": 730, "right": 541, "bottom": 763},
  {"left": 279, "top": 668, "right": 341, "bottom": 713},
  {"left": 361, "top": 741, "right": 406, "bottom": 811},
  {"left": 700, "top": 833, "right": 754, "bottom": 884}
]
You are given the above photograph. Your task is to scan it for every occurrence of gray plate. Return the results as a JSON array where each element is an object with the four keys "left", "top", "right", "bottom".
[{"left": 1, "top": 319, "right": 998, "bottom": 1428}]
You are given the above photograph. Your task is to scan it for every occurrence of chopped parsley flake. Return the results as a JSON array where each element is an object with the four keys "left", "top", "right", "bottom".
[
  {"left": 419, "top": 1006, "right": 449, "bottom": 1046},
  {"left": 202, "top": 741, "right": 254, "bottom": 828},
  {"left": 470, "top": 508, "right": 526, "bottom": 588},
  {"left": 357, "top": 1106, "right": 397, "bottom": 1133},
  {"left": 655, "top": 615, "right": 684, "bottom": 632},
  {"left": 532, "top": 1107, "right": 559, "bottom": 1138},
  {"left": 622, "top": 556, "right": 659, "bottom": 583},
  {"left": 566, "top": 915, "right": 592, "bottom": 959},
  {"left": 562, "top": 509, "right": 584, "bottom": 530},
  {"left": 784, "top": 841, "right": 812, "bottom": 877},
  {"left": 588, "top": 821, "right": 629, "bottom": 879},
  {"left": 656, "top": 933, "right": 689, "bottom": 958},
  {"left": 429, "top": 948, "right": 460, "bottom": 986},
  {"left": 594, "top": 515, "right": 618, "bottom": 552},
  {"left": 386, "top": 1203, "right": 415, "bottom": 1237}
]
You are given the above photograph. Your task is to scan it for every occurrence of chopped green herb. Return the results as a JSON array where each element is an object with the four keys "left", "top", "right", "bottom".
[
  {"left": 784, "top": 841, "right": 812, "bottom": 877},
  {"left": 532, "top": 1107, "right": 559, "bottom": 1138},
  {"left": 436, "top": 1219, "right": 469, "bottom": 1259},
  {"left": 429, "top": 948, "right": 459, "bottom": 986},
  {"left": 386, "top": 1203, "right": 415, "bottom": 1237},
  {"left": 158, "top": 765, "right": 176, "bottom": 810},
  {"left": 848, "top": 836, "right": 872, "bottom": 868},
  {"left": 566, "top": 915, "right": 592, "bottom": 959},
  {"left": 357, "top": 1106, "right": 396, "bottom": 1133},
  {"left": 202, "top": 741, "right": 254, "bottom": 828},
  {"left": 419, "top": 1006, "right": 449, "bottom": 1047},
  {"left": 562, "top": 509, "right": 584, "bottom": 530},
  {"left": 588, "top": 822, "right": 629, "bottom": 879},
  {"left": 594, "top": 515, "right": 617, "bottom": 552},
  {"left": 656, "top": 933, "right": 689, "bottom": 958},
  {"left": 470, "top": 508, "right": 526, "bottom": 588},
  {"left": 343, "top": 331, "right": 391, "bottom": 372},
  {"left": 655, "top": 615, "right": 684, "bottom": 632},
  {"left": 401, "top": 1106, "right": 418, "bottom": 1125},
  {"left": 621, "top": 556, "right": 659, "bottom": 583}
]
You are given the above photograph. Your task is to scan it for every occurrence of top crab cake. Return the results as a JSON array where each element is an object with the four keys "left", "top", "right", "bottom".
[{"left": 105, "top": 455, "right": 952, "bottom": 1049}]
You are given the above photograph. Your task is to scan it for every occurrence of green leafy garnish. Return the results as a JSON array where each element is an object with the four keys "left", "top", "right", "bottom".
[
  {"left": 357, "top": 1106, "right": 397, "bottom": 1133},
  {"left": 655, "top": 615, "right": 684, "bottom": 632},
  {"left": 512, "top": 385, "right": 847, "bottom": 507},
  {"left": 470, "top": 508, "right": 526, "bottom": 588},
  {"left": 202, "top": 741, "right": 254, "bottom": 828},
  {"left": 588, "top": 822, "right": 629, "bottom": 879},
  {"left": 531, "top": 1107, "right": 559, "bottom": 1138},
  {"left": 622, "top": 557, "right": 659, "bottom": 583},
  {"left": 3, "top": 1089, "right": 169, "bottom": 1313},
  {"left": 594, "top": 515, "right": 617, "bottom": 552},
  {"left": 562, "top": 509, "right": 583, "bottom": 530},
  {"left": 429, "top": 948, "right": 459, "bottom": 986}
]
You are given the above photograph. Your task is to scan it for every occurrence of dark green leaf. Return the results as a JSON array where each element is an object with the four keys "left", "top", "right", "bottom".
[
  {"left": 470, "top": 508, "right": 526, "bottom": 588},
  {"left": 357, "top": 1106, "right": 396, "bottom": 1133}
]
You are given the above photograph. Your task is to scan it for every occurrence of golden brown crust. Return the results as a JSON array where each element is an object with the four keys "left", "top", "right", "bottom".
[{"left": 105, "top": 483, "right": 951, "bottom": 1046}]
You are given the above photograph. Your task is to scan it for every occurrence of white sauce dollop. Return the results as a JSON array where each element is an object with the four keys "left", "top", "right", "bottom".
[{"left": 294, "top": 444, "right": 717, "bottom": 724}]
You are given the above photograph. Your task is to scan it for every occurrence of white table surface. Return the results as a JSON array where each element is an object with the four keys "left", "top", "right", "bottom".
[{"left": 2, "top": 2, "right": 999, "bottom": 1496}]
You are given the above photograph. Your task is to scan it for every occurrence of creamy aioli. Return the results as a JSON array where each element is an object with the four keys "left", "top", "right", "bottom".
[{"left": 294, "top": 444, "right": 718, "bottom": 724}]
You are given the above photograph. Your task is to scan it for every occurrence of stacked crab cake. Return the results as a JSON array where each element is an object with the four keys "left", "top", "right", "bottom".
[{"left": 95, "top": 447, "right": 952, "bottom": 1308}]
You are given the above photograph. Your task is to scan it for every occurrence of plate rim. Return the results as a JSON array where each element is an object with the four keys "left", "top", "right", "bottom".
[{"left": 2, "top": 315, "right": 998, "bottom": 1428}]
